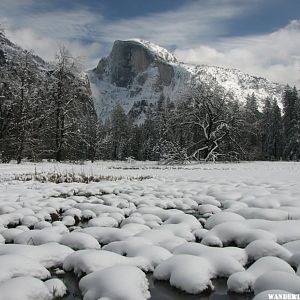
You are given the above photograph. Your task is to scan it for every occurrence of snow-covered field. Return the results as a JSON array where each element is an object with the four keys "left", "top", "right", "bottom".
[{"left": 0, "top": 161, "right": 300, "bottom": 300}]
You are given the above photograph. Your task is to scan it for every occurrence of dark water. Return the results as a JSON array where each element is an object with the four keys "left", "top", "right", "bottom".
[
  {"left": 148, "top": 275, "right": 253, "bottom": 300},
  {"left": 57, "top": 271, "right": 253, "bottom": 300},
  {"left": 51, "top": 209, "right": 253, "bottom": 300}
]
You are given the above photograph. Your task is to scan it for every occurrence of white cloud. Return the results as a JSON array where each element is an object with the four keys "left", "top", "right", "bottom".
[
  {"left": 174, "top": 20, "right": 300, "bottom": 86},
  {"left": 2, "top": 7, "right": 103, "bottom": 68},
  {"left": 0, "top": 0, "right": 299, "bottom": 86},
  {"left": 6, "top": 27, "right": 102, "bottom": 68},
  {"left": 0, "top": 0, "right": 256, "bottom": 64},
  {"left": 97, "top": 0, "right": 252, "bottom": 46}
]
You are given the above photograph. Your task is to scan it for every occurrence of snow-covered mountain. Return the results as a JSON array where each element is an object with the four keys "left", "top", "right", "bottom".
[
  {"left": 88, "top": 39, "right": 285, "bottom": 121},
  {"left": 0, "top": 32, "right": 48, "bottom": 73}
]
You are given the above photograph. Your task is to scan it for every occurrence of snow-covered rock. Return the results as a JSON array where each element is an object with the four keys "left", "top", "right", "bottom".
[
  {"left": 63, "top": 249, "right": 150, "bottom": 276},
  {"left": 245, "top": 240, "right": 292, "bottom": 262},
  {"left": 174, "top": 242, "right": 247, "bottom": 266},
  {"left": 103, "top": 238, "right": 172, "bottom": 271},
  {"left": 79, "top": 265, "right": 150, "bottom": 300},
  {"left": 227, "top": 257, "right": 295, "bottom": 293},
  {"left": 0, "top": 276, "right": 52, "bottom": 300},
  {"left": 205, "top": 212, "right": 245, "bottom": 230},
  {"left": 201, "top": 221, "right": 277, "bottom": 247},
  {"left": 88, "top": 39, "right": 284, "bottom": 121},
  {"left": 0, "top": 254, "right": 50, "bottom": 283},
  {"left": 87, "top": 216, "right": 119, "bottom": 228},
  {"left": 153, "top": 254, "right": 214, "bottom": 294},
  {"left": 60, "top": 232, "right": 100, "bottom": 250},
  {"left": 253, "top": 271, "right": 300, "bottom": 295},
  {"left": 80, "top": 227, "right": 133, "bottom": 244},
  {"left": 0, "top": 243, "right": 74, "bottom": 268},
  {"left": 44, "top": 278, "right": 67, "bottom": 298}
]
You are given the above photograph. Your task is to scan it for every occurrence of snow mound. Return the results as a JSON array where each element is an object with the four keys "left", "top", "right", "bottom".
[
  {"left": 227, "top": 256, "right": 295, "bottom": 293},
  {"left": 174, "top": 242, "right": 247, "bottom": 266},
  {"left": 0, "top": 243, "right": 74, "bottom": 268},
  {"left": 245, "top": 240, "right": 292, "bottom": 262},
  {"left": 0, "top": 254, "right": 50, "bottom": 283},
  {"left": 14, "top": 229, "right": 61, "bottom": 245},
  {"left": 246, "top": 220, "right": 300, "bottom": 244},
  {"left": 201, "top": 222, "right": 276, "bottom": 247},
  {"left": 159, "top": 223, "right": 196, "bottom": 241},
  {"left": 136, "top": 229, "right": 187, "bottom": 252},
  {"left": 236, "top": 208, "right": 289, "bottom": 221},
  {"left": 1, "top": 228, "right": 24, "bottom": 243},
  {"left": 0, "top": 276, "right": 52, "bottom": 300},
  {"left": 80, "top": 227, "right": 133, "bottom": 244},
  {"left": 63, "top": 249, "right": 151, "bottom": 276},
  {"left": 103, "top": 238, "right": 172, "bottom": 271},
  {"left": 45, "top": 278, "right": 67, "bottom": 298},
  {"left": 153, "top": 254, "right": 214, "bottom": 294},
  {"left": 60, "top": 232, "right": 100, "bottom": 250},
  {"left": 79, "top": 265, "right": 150, "bottom": 300},
  {"left": 198, "top": 204, "right": 221, "bottom": 217},
  {"left": 164, "top": 214, "right": 201, "bottom": 231},
  {"left": 253, "top": 271, "right": 300, "bottom": 295},
  {"left": 87, "top": 216, "right": 119, "bottom": 228},
  {"left": 283, "top": 240, "right": 300, "bottom": 254},
  {"left": 205, "top": 212, "right": 245, "bottom": 230}
]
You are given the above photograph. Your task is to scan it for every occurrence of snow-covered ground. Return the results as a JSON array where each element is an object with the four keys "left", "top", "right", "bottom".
[{"left": 0, "top": 161, "right": 299, "bottom": 299}]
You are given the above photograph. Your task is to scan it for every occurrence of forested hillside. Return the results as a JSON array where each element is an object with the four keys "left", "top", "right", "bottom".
[
  {"left": 1, "top": 31, "right": 299, "bottom": 163},
  {"left": 0, "top": 31, "right": 97, "bottom": 162}
]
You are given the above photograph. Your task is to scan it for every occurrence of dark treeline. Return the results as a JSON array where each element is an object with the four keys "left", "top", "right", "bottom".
[
  {"left": 1, "top": 31, "right": 299, "bottom": 163},
  {"left": 97, "top": 82, "right": 300, "bottom": 163}
]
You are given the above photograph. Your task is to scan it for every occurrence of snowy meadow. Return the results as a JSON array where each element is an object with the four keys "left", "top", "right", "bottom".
[{"left": 0, "top": 161, "right": 300, "bottom": 300}]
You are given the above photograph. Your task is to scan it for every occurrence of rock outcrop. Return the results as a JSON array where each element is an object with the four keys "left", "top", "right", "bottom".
[{"left": 88, "top": 39, "right": 285, "bottom": 121}]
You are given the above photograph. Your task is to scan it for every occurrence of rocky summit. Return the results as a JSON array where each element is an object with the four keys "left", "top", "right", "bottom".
[{"left": 88, "top": 39, "right": 285, "bottom": 121}]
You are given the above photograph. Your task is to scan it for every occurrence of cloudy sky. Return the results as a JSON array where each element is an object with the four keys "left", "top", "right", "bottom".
[{"left": 0, "top": 0, "right": 299, "bottom": 86}]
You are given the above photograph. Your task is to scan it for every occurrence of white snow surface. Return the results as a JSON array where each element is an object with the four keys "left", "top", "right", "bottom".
[
  {"left": 79, "top": 264, "right": 150, "bottom": 300},
  {"left": 0, "top": 276, "right": 52, "bottom": 300},
  {"left": 0, "top": 161, "right": 300, "bottom": 297},
  {"left": 45, "top": 278, "right": 67, "bottom": 298},
  {"left": 227, "top": 256, "right": 295, "bottom": 293},
  {"left": 253, "top": 271, "right": 300, "bottom": 295}
]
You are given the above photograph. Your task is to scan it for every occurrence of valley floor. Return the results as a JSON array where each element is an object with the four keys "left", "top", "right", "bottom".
[{"left": 0, "top": 161, "right": 300, "bottom": 300}]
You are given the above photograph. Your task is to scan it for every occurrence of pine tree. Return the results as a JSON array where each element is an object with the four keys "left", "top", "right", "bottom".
[
  {"left": 110, "top": 104, "right": 130, "bottom": 160},
  {"left": 140, "top": 106, "right": 158, "bottom": 160},
  {"left": 282, "top": 86, "right": 300, "bottom": 160},
  {"left": 261, "top": 98, "right": 273, "bottom": 159},
  {"left": 270, "top": 100, "right": 283, "bottom": 159},
  {"left": 243, "top": 93, "right": 262, "bottom": 159}
]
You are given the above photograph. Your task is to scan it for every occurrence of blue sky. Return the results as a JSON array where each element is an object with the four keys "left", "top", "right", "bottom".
[{"left": 0, "top": 0, "right": 299, "bottom": 86}]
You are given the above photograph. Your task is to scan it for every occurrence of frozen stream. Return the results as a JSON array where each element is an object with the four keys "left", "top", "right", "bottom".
[
  {"left": 0, "top": 162, "right": 299, "bottom": 299},
  {"left": 59, "top": 272, "right": 253, "bottom": 300}
]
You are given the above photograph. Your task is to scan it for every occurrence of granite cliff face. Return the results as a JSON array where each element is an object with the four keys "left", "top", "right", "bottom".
[
  {"left": 94, "top": 40, "right": 177, "bottom": 88},
  {"left": 88, "top": 39, "right": 285, "bottom": 121}
]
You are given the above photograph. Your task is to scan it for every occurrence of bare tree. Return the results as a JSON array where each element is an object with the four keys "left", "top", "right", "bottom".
[
  {"left": 177, "top": 81, "right": 246, "bottom": 161},
  {"left": 46, "top": 46, "right": 96, "bottom": 161}
]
